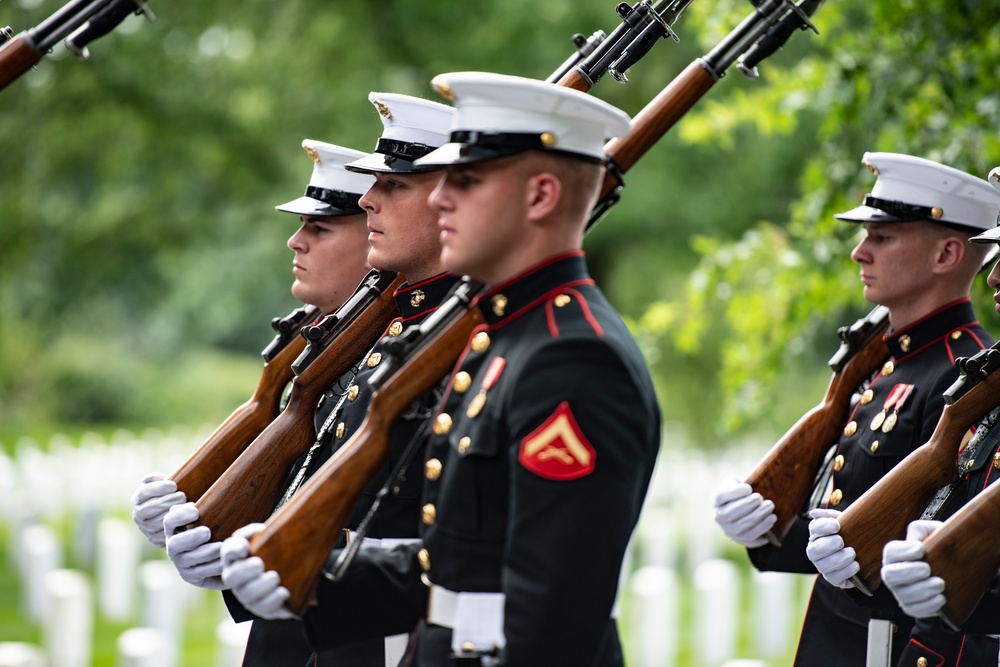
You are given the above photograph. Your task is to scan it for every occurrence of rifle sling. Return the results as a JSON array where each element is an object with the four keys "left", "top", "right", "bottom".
[
  {"left": 923, "top": 406, "right": 1000, "bottom": 520},
  {"left": 274, "top": 359, "right": 367, "bottom": 512},
  {"left": 322, "top": 408, "right": 435, "bottom": 582}
]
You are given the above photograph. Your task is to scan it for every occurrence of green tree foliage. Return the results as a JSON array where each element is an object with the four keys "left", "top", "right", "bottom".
[
  {"left": 642, "top": 0, "right": 1000, "bottom": 436},
  {"left": 1, "top": 0, "right": 815, "bottom": 433},
  {"left": 9, "top": 0, "right": 982, "bottom": 440}
]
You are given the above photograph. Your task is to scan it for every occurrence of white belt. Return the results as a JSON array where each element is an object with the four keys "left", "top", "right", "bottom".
[
  {"left": 345, "top": 531, "right": 421, "bottom": 550},
  {"left": 427, "top": 585, "right": 506, "bottom": 657}
]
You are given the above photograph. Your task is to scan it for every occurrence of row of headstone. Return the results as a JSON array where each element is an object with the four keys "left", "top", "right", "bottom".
[
  {"left": 0, "top": 427, "right": 804, "bottom": 666},
  {"left": 7, "top": 517, "right": 248, "bottom": 667},
  {"left": 626, "top": 559, "right": 805, "bottom": 667}
]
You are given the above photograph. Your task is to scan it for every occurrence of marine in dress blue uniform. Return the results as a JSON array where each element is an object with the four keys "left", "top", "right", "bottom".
[
  {"left": 219, "top": 139, "right": 374, "bottom": 667},
  {"left": 876, "top": 167, "right": 1000, "bottom": 667},
  {"left": 224, "top": 96, "right": 460, "bottom": 667},
  {"left": 409, "top": 73, "right": 660, "bottom": 665},
  {"left": 724, "top": 153, "right": 1000, "bottom": 667},
  {"left": 225, "top": 72, "right": 661, "bottom": 666}
]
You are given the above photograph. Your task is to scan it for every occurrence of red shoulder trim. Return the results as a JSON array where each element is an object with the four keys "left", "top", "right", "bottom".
[{"left": 544, "top": 287, "right": 604, "bottom": 338}]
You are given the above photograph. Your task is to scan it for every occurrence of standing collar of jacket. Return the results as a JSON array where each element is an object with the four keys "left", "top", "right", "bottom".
[
  {"left": 474, "top": 251, "right": 594, "bottom": 327},
  {"left": 884, "top": 297, "right": 980, "bottom": 360}
]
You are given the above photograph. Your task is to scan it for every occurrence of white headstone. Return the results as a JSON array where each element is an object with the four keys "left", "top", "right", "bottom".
[
  {"left": 139, "top": 560, "right": 184, "bottom": 667},
  {"left": 18, "top": 524, "right": 61, "bottom": 622},
  {"left": 0, "top": 643, "right": 45, "bottom": 667},
  {"left": 97, "top": 518, "right": 141, "bottom": 621},
  {"left": 43, "top": 569, "right": 92, "bottom": 667},
  {"left": 117, "top": 627, "right": 167, "bottom": 667},
  {"left": 629, "top": 565, "right": 678, "bottom": 667},
  {"left": 751, "top": 570, "right": 795, "bottom": 657},
  {"left": 216, "top": 618, "right": 252, "bottom": 667},
  {"left": 693, "top": 559, "right": 739, "bottom": 666}
]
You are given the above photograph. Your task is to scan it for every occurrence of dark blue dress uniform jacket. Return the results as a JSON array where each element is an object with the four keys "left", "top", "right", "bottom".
[
  {"left": 747, "top": 298, "right": 993, "bottom": 667},
  {"left": 301, "top": 252, "right": 662, "bottom": 666},
  {"left": 224, "top": 273, "right": 462, "bottom": 667}
]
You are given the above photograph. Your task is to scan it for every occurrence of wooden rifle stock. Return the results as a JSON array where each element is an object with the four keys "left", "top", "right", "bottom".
[
  {"left": 190, "top": 272, "right": 404, "bottom": 541},
  {"left": 250, "top": 284, "right": 486, "bottom": 615},
  {"left": 0, "top": 35, "right": 42, "bottom": 90},
  {"left": 923, "top": 478, "right": 1000, "bottom": 630},
  {"left": 840, "top": 346, "right": 1000, "bottom": 595},
  {"left": 744, "top": 307, "right": 890, "bottom": 545},
  {"left": 169, "top": 306, "right": 318, "bottom": 502}
]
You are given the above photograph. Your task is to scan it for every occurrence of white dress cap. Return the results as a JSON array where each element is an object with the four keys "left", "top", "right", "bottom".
[
  {"left": 834, "top": 152, "right": 1000, "bottom": 234},
  {"left": 345, "top": 93, "right": 455, "bottom": 174},
  {"left": 414, "top": 71, "right": 631, "bottom": 167},
  {"left": 969, "top": 166, "right": 1000, "bottom": 243},
  {"left": 275, "top": 140, "right": 374, "bottom": 216}
]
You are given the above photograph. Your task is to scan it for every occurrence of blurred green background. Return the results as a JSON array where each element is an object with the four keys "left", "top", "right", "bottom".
[
  {"left": 2, "top": 0, "right": 1000, "bottom": 664},
  {"left": 3, "top": 0, "right": 999, "bottom": 442}
]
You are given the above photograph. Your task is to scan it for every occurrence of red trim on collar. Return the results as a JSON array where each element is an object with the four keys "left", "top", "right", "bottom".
[
  {"left": 884, "top": 297, "right": 973, "bottom": 342},
  {"left": 486, "top": 250, "right": 585, "bottom": 293},
  {"left": 399, "top": 303, "right": 443, "bottom": 325},
  {"left": 487, "top": 279, "right": 595, "bottom": 331},
  {"left": 394, "top": 272, "right": 452, "bottom": 295},
  {"left": 983, "top": 443, "right": 1000, "bottom": 491},
  {"left": 905, "top": 638, "right": 944, "bottom": 667},
  {"left": 892, "top": 325, "right": 986, "bottom": 365}
]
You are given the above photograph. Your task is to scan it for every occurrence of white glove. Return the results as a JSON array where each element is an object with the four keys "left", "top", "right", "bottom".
[
  {"left": 881, "top": 520, "right": 946, "bottom": 618},
  {"left": 712, "top": 478, "right": 777, "bottom": 548},
  {"left": 806, "top": 508, "right": 859, "bottom": 588},
  {"left": 221, "top": 523, "right": 296, "bottom": 620},
  {"left": 163, "top": 502, "right": 226, "bottom": 590},
  {"left": 130, "top": 472, "right": 186, "bottom": 548}
]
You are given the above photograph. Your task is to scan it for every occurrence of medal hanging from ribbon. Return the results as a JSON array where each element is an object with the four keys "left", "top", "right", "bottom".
[
  {"left": 869, "top": 383, "right": 914, "bottom": 433},
  {"left": 466, "top": 356, "right": 506, "bottom": 419}
]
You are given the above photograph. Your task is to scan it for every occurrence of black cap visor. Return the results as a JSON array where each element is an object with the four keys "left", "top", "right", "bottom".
[{"left": 274, "top": 186, "right": 364, "bottom": 217}]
